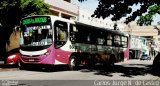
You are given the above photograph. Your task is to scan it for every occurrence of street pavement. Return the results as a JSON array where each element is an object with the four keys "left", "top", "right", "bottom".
[
  {"left": 0, "top": 58, "right": 160, "bottom": 86},
  {"left": 0, "top": 58, "right": 159, "bottom": 80}
]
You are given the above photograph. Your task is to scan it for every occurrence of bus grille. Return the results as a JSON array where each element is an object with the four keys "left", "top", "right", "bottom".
[{"left": 23, "top": 58, "right": 40, "bottom": 62}]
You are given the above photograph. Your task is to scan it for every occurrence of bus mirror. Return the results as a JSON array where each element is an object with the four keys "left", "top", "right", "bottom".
[{"left": 38, "top": 29, "right": 42, "bottom": 34}]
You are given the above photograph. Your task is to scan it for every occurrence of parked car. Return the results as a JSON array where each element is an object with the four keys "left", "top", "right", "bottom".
[
  {"left": 140, "top": 54, "right": 151, "bottom": 60},
  {"left": 5, "top": 48, "right": 20, "bottom": 67}
]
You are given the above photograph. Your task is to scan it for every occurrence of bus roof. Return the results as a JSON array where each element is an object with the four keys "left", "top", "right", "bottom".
[
  {"left": 50, "top": 15, "right": 75, "bottom": 24},
  {"left": 20, "top": 15, "right": 127, "bottom": 36},
  {"left": 75, "top": 22, "right": 126, "bottom": 36}
]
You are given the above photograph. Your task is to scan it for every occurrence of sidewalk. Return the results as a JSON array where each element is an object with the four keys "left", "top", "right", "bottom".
[{"left": 116, "top": 58, "right": 153, "bottom": 66}]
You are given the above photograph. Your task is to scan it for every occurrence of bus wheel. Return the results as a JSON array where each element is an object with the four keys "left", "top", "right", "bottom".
[
  {"left": 69, "top": 56, "right": 77, "bottom": 70},
  {"left": 19, "top": 63, "right": 25, "bottom": 70},
  {"left": 109, "top": 54, "right": 116, "bottom": 66},
  {"left": 17, "top": 60, "right": 21, "bottom": 67}
]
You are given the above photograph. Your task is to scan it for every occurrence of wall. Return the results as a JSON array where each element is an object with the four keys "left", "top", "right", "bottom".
[
  {"left": 129, "top": 36, "right": 149, "bottom": 59},
  {"left": 78, "top": 8, "right": 114, "bottom": 29},
  {"left": 45, "top": 0, "right": 78, "bottom": 18},
  {"left": 6, "top": 31, "right": 20, "bottom": 52},
  {"left": 124, "top": 21, "right": 158, "bottom": 36}
]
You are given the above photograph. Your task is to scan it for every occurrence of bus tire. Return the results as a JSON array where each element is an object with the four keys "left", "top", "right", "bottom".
[
  {"left": 19, "top": 63, "right": 25, "bottom": 70},
  {"left": 69, "top": 56, "right": 77, "bottom": 70},
  {"left": 109, "top": 54, "right": 116, "bottom": 66},
  {"left": 16, "top": 60, "right": 21, "bottom": 67}
]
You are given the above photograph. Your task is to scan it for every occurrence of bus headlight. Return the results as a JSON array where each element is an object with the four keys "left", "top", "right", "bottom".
[{"left": 44, "top": 50, "right": 51, "bottom": 56}]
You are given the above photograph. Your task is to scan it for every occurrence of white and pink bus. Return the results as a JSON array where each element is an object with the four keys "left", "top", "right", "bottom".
[{"left": 19, "top": 15, "right": 129, "bottom": 70}]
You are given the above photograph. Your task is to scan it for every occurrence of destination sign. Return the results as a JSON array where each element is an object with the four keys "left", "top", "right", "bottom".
[
  {"left": 26, "top": 25, "right": 51, "bottom": 30},
  {"left": 22, "top": 17, "right": 48, "bottom": 25}
]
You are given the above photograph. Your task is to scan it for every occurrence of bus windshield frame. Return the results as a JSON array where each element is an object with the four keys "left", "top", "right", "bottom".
[{"left": 20, "top": 16, "right": 53, "bottom": 51}]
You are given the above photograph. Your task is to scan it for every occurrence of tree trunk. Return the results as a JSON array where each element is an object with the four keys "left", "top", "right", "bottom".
[{"left": 0, "top": 26, "right": 13, "bottom": 59}]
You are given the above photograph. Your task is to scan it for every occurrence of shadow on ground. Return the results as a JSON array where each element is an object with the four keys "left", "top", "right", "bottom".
[
  {"left": 0, "top": 64, "right": 18, "bottom": 68},
  {"left": 1, "top": 62, "right": 160, "bottom": 77},
  {"left": 19, "top": 65, "right": 71, "bottom": 72},
  {"left": 0, "top": 64, "right": 69, "bottom": 72},
  {"left": 80, "top": 63, "right": 160, "bottom": 78}
]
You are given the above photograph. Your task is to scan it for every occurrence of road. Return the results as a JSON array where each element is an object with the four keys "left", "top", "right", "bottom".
[{"left": 0, "top": 59, "right": 160, "bottom": 86}]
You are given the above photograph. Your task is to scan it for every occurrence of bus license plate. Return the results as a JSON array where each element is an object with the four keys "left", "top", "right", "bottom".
[{"left": 29, "top": 59, "right": 34, "bottom": 62}]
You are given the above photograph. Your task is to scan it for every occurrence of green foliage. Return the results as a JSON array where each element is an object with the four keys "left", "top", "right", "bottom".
[
  {"left": 0, "top": 0, "right": 50, "bottom": 56},
  {"left": 0, "top": 0, "right": 50, "bottom": 25},
  {"left": 79, "top": 0, "right": 160, "bottom": 25},
  {"left": 20, "top": 0, "right": 50, "bottom": 17},
  {"left": 137, "top": 14, "right": 153, "bottom": 26},
  {"left": 137, "top": 5, "right": 160, "bottom": 26}
]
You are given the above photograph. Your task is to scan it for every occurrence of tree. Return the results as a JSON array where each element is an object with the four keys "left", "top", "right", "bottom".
[
  {"left": 0, "top": 0, "right": 50, "bottom": 57},
  {"left": 78, "top": 0, "right": 160, "bottom": 25},
  {"left": 137, "top": 5, "right": 160, "bottom": 26}
]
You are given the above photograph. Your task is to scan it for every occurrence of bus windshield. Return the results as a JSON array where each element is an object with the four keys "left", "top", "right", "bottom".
[{"left": 20, "top": 16, "right": 52, "bottom": 49}]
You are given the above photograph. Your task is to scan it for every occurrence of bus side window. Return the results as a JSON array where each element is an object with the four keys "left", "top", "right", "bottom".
[
  {"left": 54, "top": 21, "right": 68, "bottom": 48},
  {"left": 122, "top": 36, "right": 128, "bottom": 48},
  {"left": 114, "top": 35, "right": 120, "bottom": 47},
  {"left": 56, "top": 27, "right": 67, "bottom": 41},
  {"left": 106, "top": 33, "right": 112, "bottom": 46},
  {"left": 97, "top": 31, "right": 105, "bottom": 45},
  {"left": 70, "top": 24, "right": 77, "bottom": 42}
]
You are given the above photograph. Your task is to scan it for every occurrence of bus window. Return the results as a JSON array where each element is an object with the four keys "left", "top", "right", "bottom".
[
  {"left": 97, "top": 31, "right": 105, "bottom": 45},
  {"left": 70, "top": 24, "right": 77, "bottom": 42},
  {"left": 54, "top": 21, "right": 68, "bottom": 48},
  {"left": 114, "top": 35, "right": 121, "bottom": 47},
  {"left": 89, "top": 29, "right": 97, "bottom": 44},
  {"left": 20, "top": 16, "right": 53, "bottom": 51},
  {"left": 74, "top": 25, "right": 88, "bottom": 43},
  {"left": 56, "top": 27, "right": 67, "bottom": 41},
  {"left": 106, "top": 33, "right": 112, "bottom": 46},
  {"left": 122, "top": 36, "right": 128, "bottom": 48},
  {"left": 21, "top": 26, "right": 52, "bottom": 47}
]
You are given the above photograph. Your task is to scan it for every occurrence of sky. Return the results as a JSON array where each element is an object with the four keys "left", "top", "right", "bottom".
[
  {"left": 72, "top": 0, "right": 160, "bottom": 25},
  {"left": 72, "top": 0, "right": 99, "bottom": 12}
]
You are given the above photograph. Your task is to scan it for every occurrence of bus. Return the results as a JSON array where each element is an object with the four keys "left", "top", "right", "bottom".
[{"left": 19, "top": 15, "right": 129, "bottom": 70}]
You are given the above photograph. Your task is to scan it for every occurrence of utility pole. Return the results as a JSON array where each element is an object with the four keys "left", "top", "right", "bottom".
[{"left": 113, "top": 21, "right": 118, "bottom": 30}]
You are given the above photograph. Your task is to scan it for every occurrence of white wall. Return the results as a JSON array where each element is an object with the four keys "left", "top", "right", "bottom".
[
  {"left": 78, "top": 8, "right": 115, "bottom": 29},
  {"left": 130, "top": 36, "right": 149, "bottom": 54},
  {"left": 45, "top": 0, "right": 79, "bottom": 16},
  {"left": 153, "top": 36, "right": 160, "bottom": 51}
]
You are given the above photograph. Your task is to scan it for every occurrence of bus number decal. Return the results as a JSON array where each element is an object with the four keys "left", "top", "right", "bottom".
[{"left": 69, "top": 45, "right": 75, "bottom": 49}]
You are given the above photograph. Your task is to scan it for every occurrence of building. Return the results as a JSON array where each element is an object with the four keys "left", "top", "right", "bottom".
[
  {"left": 45, "top": 0, "right": 79, "bottom": 19},
  {"left": 77, "top": 7, "right": 117, "bottom": 30},
  {"left": 123, "top": 21, "right": 160, "bottom": 59},
  {"left": 153, "top": 35, "right": 160, "bottom": 52},
  {"left": 129, "top": 35, "right": 148, "bottom": 59},
  {"left": 123, "top": 22, "right": 158, "bottom": 37}
]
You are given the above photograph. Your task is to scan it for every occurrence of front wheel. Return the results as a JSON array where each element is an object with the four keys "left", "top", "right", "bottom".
[
  {"left": 69, "top": 56, "right": 77, "bottom": 70},
  {"left": 17, "top": 60, "right": 21, "bottom": 67},
  {"left": 19, "top": 62, "right": 26, "bottom": 70}
]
